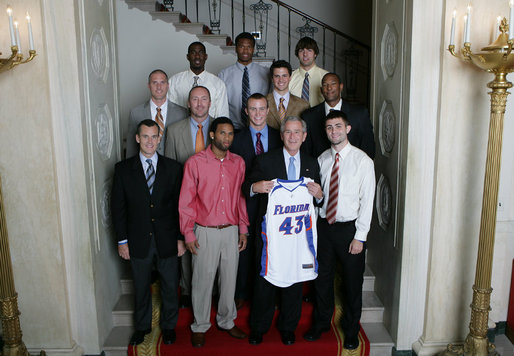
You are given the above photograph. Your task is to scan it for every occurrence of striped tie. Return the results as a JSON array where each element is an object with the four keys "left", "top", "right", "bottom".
[
  {"left": 278, "top": 97, "right": 286, "bottom": 122},
  {"left": 146, "top": 159, "right": 155, "bottom": 194},
  {"left": 326, "top": 153, "right": 339, "bottom": 224},
  {"left": 192, "top": 75, "right": 199, "bottom": 87},
  {"left": 241, "top": 67, "right": 250, "bottom": 124},
  {"left": 155, "top": 108, "right": 164, "bottom": 137},
  {"left": 255, "top": 132, "right": 264, "bottom": 155},
  {"left": 301, "top": 72, "right": 310, "bottom": 102}
]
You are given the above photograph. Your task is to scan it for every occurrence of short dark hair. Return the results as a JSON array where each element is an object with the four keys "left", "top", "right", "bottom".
[
  {"left": 247, "top": 93, "right": 268, "bottom": 107},
  {"left": 148, "top": 69, "right": 168, "bottom": 83},
  {"left": 136, "top": 119, "right": 160, "bottom": 135},
  {"left": 324, "top": 110, "right": 349, "bottom": 126},
  {"left": 188, "top": 85, "right": 211, "bottom": 101},
  {"left": 235, "top": 32, "right": 256, "bottom": 47},
  {"left": 187, "top": 41, "right": 206, "bottom": 53},
  {"left": 295, "top": 37, "right": 320, "bottom": 57},
  {"left": 270, "top": 59, "right": 292, "bottom": 76},
  {"left": 210, "top": 117, "right": 234, "bottom": 133},
  {"left": 322, "top": 72, "right": 342, "bottom": 84}
]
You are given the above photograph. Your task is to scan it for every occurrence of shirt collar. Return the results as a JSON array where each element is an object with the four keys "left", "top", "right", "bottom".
[
  {"left": 139, "top": 152, "right": 158, "bottom": 166},
  {"left": 273, "top": 90, "right": 290, "bottom": 104},
  {"left": 324, "top": 99, "right": 343, "bottom": 113},
  {"left": 190, "top": 116, "right": 210, "bottom": 128},
  {"left": 236, "top": 61, "right": 254, "bottom": 71},
  {"left": 249, "top": 124, "right": 268, "bottom": 137},
  {"left": 331, "top": 142, "right": 351, "bottom": 161},
  {"left": 298, "top": 64, "right": 318, "bottom": 76},
  {"left": 283, "top": 147, "right": 300, "bottom": 161},
  {"left": 206, "top": 144, "right": 234, "bottom": 161}
]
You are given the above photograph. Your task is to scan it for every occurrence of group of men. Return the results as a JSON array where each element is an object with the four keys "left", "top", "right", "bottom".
[{"left": 111, "top": 31, "right": 376, "bottom": 351}]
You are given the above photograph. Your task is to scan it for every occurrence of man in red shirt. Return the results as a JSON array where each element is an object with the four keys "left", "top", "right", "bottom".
[{"left": 179, "top": 117, "right": 249, "bottom": 347}]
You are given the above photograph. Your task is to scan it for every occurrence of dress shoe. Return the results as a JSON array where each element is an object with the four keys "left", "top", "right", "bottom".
[
  {"left": 303, "top": 325, "right": 330, "bottom": 341},
  {"left": 179, "top": 294, "right": 192, "bottom": 308},
  {"left": 162, "top": 329, "right": 176, "bottom": 345},
  {"left": 343, "top": 336, "right": 359, "bottom": 350},
  {"left": 235, "top": 298, "right": 245, "bottom": 310},
  {"left": 248, "top": 331, "right": 263, "bottom": 345},
  {"left": 218, "top": 325, "right": 247, "bottom": 339},
  {"left": 130, "top": 329, "right": 151, "bottom": 345},
  {"left": 191, "top": 332, "right": 205, "bottom": 347},
  {"left": 280, "top": 330, "right": 295, "bottom": 345}
]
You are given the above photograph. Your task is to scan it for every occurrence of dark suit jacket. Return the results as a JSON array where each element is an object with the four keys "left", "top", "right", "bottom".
[
  {"left": 266, "top": 93, "right": 310, "bottom": 130},
  {"left": 230, "top": 126, "right": 281, "bottom": 235},
  {"left": 111, "top": 154, "right": 182, "bottom": 258},
  {"left": 302, "top": 100, "right": 376, "bottom": 159}
]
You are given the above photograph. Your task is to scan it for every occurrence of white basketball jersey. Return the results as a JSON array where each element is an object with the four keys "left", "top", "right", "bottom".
[{"left": 260, "top": 177, "right": 318, "bottom": 287}]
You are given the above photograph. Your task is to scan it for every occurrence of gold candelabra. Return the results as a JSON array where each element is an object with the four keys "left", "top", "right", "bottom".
[
  {"left": 0, "top": 46, "right": 36, "bottom": 74},
  {"left": 442, "top": 18, "right": 514, "bottom": 356}
]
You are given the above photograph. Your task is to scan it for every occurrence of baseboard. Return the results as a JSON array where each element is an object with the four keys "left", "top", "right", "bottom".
[
  {"left": 412, "top": 338, "right": 448, "bottom": 356},
  {"left": 27, "top": 341, "right": 83, "bottom": 356},
  {"left": 392, "top": 347, "right": 415, "bottom": 356}
]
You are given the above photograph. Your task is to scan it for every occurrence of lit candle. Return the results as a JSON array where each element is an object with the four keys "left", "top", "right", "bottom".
[
  {"left": 450, "top": 9, "right": 456, "bottom": 45},
  {"left": 497, "top": 16, "right": 502, "bottom": 38},
  {"left": 465, "top": 4, "right": 472, "bottom": 43},
  {"left": 26, "top": 12, "right": 34, "bottom": 50},
  {"left": 14, "top": 20, "right": 21, "bottom": 52},
  {"left": 463, "top": 15, "right": 468, "bottom": 44},
  {"left": 6, "top": 6, "right": 16, "bottom": 46},
  {"left": 509, "top": 0, "right": 514, "bottom": 40}
]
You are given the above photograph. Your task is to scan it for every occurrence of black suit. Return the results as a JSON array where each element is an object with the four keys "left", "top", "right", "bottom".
[
  {"left": 302, "top": 101, "right": 376, "bottom": 159},
  {"left": 230, "top": 126, "right": 281, "bottom": 300},
  {"left": 111, "top": 154, "right": 182, "bottom": 331},
  {"left": 243, "top": 148, "right": 321, "bottom": 334}
]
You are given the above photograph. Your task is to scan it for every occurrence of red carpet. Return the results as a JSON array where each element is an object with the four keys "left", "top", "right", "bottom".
[{"left": 128, "top": 284, "right": 370, "bottom": 356}]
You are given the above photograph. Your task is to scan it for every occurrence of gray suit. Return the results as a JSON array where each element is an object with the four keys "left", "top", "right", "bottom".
[
  {"left": 266, "top": 93, "right": 310, "bottom": 130},
  {"left": 126, "top": 99, "right": 187, "bottom": 158},
  {"left": 164, "top": 117, "right": 212, "bottom": 165}
]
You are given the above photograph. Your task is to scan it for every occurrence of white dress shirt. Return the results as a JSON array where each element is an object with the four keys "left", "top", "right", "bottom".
[
  {"left": 324, "top": 98, "right": 343, "bottom": 116},
  {"left": 168, "top": 69, "right": 229, "bottom": 118},
  {"left": 273, "top": 91, "right": 290, "bottom": 111},
  {"left": 140, "top": 152, "right": 158, "bottom": 174},
  {"left": 150, "top": 98, "right": 168, "bottom": 126},
  {"left": 318, "top": 143, "right": 375, "bottom": 242}
]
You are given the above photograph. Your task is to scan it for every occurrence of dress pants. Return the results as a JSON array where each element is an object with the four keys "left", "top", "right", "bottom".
[
  {"left": 313, "top": 218, "right": 365, "bottom": 340},
  {"left": 130, "top": 236, "right": 179, "bottom": 331},
  {"left": 191, "top": 225, "right": 239, "bottom": 333},
  {"left": 180, "top": 250, "right": 192, "bottom": 296},
  {"left": 235, "top": 233, "right": 254, "bottom": 300}
]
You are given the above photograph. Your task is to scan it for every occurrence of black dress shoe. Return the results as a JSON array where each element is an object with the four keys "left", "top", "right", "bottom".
[
  {"left": 343, "top": 336, "right": 359, "bottom": 350},
  {"left": 162, "top": 329, "right": 176, "bottom": 345},
  {"left": 130, "top": 329, "right": 151, "bottom": 345},
  {"left": 248, "top": 331, "right": 263, "bottom": 345},
  {"left": 303, "top": 326, "right": 330, "bottom": 341},
  {"left": 179, "top": 294, "right": 192, "bottom": 308},
  {"left": 280, "top": 330, "right": 295, "bottom": 345}
]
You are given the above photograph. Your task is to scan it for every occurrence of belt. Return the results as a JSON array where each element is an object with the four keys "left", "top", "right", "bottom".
[{"left": 197, "top": 223, "right": 233, "bottom": 230}]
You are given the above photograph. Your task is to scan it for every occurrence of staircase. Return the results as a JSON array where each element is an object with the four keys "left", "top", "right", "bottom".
[{"left": 103, "top": 263, "right": 393, "bottom": 355}]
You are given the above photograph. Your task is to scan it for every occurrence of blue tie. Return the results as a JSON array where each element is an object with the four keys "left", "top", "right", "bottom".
[
  {"left": 146, "top": 159, "right": 155, "bottom": 194},
  {"left": 288, "top": 156, "right": 296, "bottom": 180},
  {"left": 241, "top": 67, "right": 250, "bottom": 124}
]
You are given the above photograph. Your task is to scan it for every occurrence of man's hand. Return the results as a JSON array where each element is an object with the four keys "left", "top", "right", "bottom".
[
  {"left": 307, "top": 181, "right": 323, "bottom": 200},
  {"left": 118, "top": 244, "right": 130, "bottom": 260},
  {"left": 348, "top": 239, "right": 363, "bottom": 255},
  {"left": 177, "top": 240, "right": 186, "bottom": 257},
  {"left": 238, "top": 234, "right": 247, "bottom": 252},
  {"left": 186, "top": 240, "right": 200, "bottom": 255},
  {"left": 252, "top": 180, "right": 275, "bottom": 194}
]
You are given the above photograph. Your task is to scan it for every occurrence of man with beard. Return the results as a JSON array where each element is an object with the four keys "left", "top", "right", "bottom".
[
  {"left": 304, "top": 110, "right": 375, "bottom": 351},
  {"left": 179, "top": 117, "right": 249, "bottom": 347},
  {"left": 168, "top": 42, "right": 229, "bottom": 118}
]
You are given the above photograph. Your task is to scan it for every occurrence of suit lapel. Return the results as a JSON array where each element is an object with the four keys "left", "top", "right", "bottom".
[
  {"left": 151, "top": 155, "right": 166, "bottom": 197},
  {"left": 131, "top": 156, "right": 151, "bottom": 198}
]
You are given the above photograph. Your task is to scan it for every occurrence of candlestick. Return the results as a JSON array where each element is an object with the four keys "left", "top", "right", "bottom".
[
  {"left": 464, "top": 15, "right": 468, "bottom": 44},
  {"left": 450, "top": 10, "right": 456, "bottom": 46},
  {"left": 14, "top": 20, "right": 20, "bottom": 52},
  {"left": 26, "top": 12, "right": 34, "bottom": 50},
  {"left": 465, "top": 4, "right": 472, "bottom": 43},
  {"left": 510, "top": 0, "right": 514, "bottom": 40},
  {"left": 7, "top": 6, "right": 16, "bottom": 46}
]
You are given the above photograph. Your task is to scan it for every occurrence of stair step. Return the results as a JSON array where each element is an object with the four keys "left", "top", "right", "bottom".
[
  {"left": 174, "top": 22, "right": 205, "bottom": 35},
  {"left": 363, "top": 266, "right": 375, "bottom": 292},
  {"left": 126, "top": 0, "right": 155, "bottom": 12},
  {"left": 149, "top": 11, "right": 181, "bottom": 24},
  {"left": 361, "top": 291, "right": 384, "bottom": 323},
  {"left": 361, "top": 322, "right": 394, "bottom": 356},
  {"left": 103, "top": 326, "right": 133, "bottom": 356},
  {"left": 197, "top": 34, "right": 230, "bottom": 47},
  {"left": 121, "top": 278, "right": 133, "bottom": 294},
  {"left": 113, "top": 294, "right": 134, "bottom": 326}
]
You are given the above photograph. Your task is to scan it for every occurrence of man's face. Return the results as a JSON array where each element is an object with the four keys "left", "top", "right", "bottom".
[
  {"left": 246, "top": 97, "right": 269, "bottom": 130},
  {"left": 187, "top": 44, "right": 207, "bottom": 72},
  {"left": 236, "top": 38, "right": 255, "bottom": 65},
  {"left": 211, "top": 123, "right": 234, "bottom": 152},
  {"left": 281, "top": 120, "right": 306, "bottom": 154},
  {"left": 272, "top": 67, "right": 291, "bottom": 93},
  {"left": 298, "top": 48, "right": 316, "bottom": 68},
  {"left": 148, "top": 72, "right": 169, "bottom": 102},
  {"left": 136, "top": 124, "right": 161, "bottom": 157},
  {"left": 321, "top": 74, "right": 343, "bottom": 103},
  {"left": 188, "top": 87, "right": 211, "bottom": 121},
  {"left": 325, "top": 117, "right": 351, "bottom": 146}
]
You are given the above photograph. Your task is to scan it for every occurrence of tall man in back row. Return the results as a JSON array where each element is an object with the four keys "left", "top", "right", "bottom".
[{"left": 304, "top": 110, "right": 375, "bottom": 351}]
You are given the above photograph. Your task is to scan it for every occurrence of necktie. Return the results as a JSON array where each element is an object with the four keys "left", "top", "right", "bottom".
[
  {"left": 195, "top": 124, "right": 205, "bottom": 153},
  {"left": 326, "top": 153, "right": 340, "bottom": 224},
  {"left": 255, "top": 132, "right": 264, "bottom": 155},
  {"left": 192, "top": 75, "right": 199, "bottom": 87},
  {"left": 278, "top": 97, "right": 286, "bottom": 122},
  {"left": 155, "top": 108, "right": 164, "bottom": 137},
  {"left": 146, "top": 159, "right": 155, "bottom": 194},
  {"left": 301, "top": 72, "right": 310, "bottom": 102},
  {"left": 287, "top": 156, "right": 296, "bottom": 180},
  {"left": 241, "top": 67, "right": 250, "bottom": 124}
]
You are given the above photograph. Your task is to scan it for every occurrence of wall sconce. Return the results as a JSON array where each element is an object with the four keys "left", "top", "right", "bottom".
[{"left": 0, "top": 5, "right": 36, "bottom": 74}]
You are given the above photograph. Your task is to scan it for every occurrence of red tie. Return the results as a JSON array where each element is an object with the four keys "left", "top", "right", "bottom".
[
  {"left": 255, "top": 132, "right": 264, "bottom": 155},
  {"left": 326, "top": 153, "right": 339, "bottom": 224}
]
